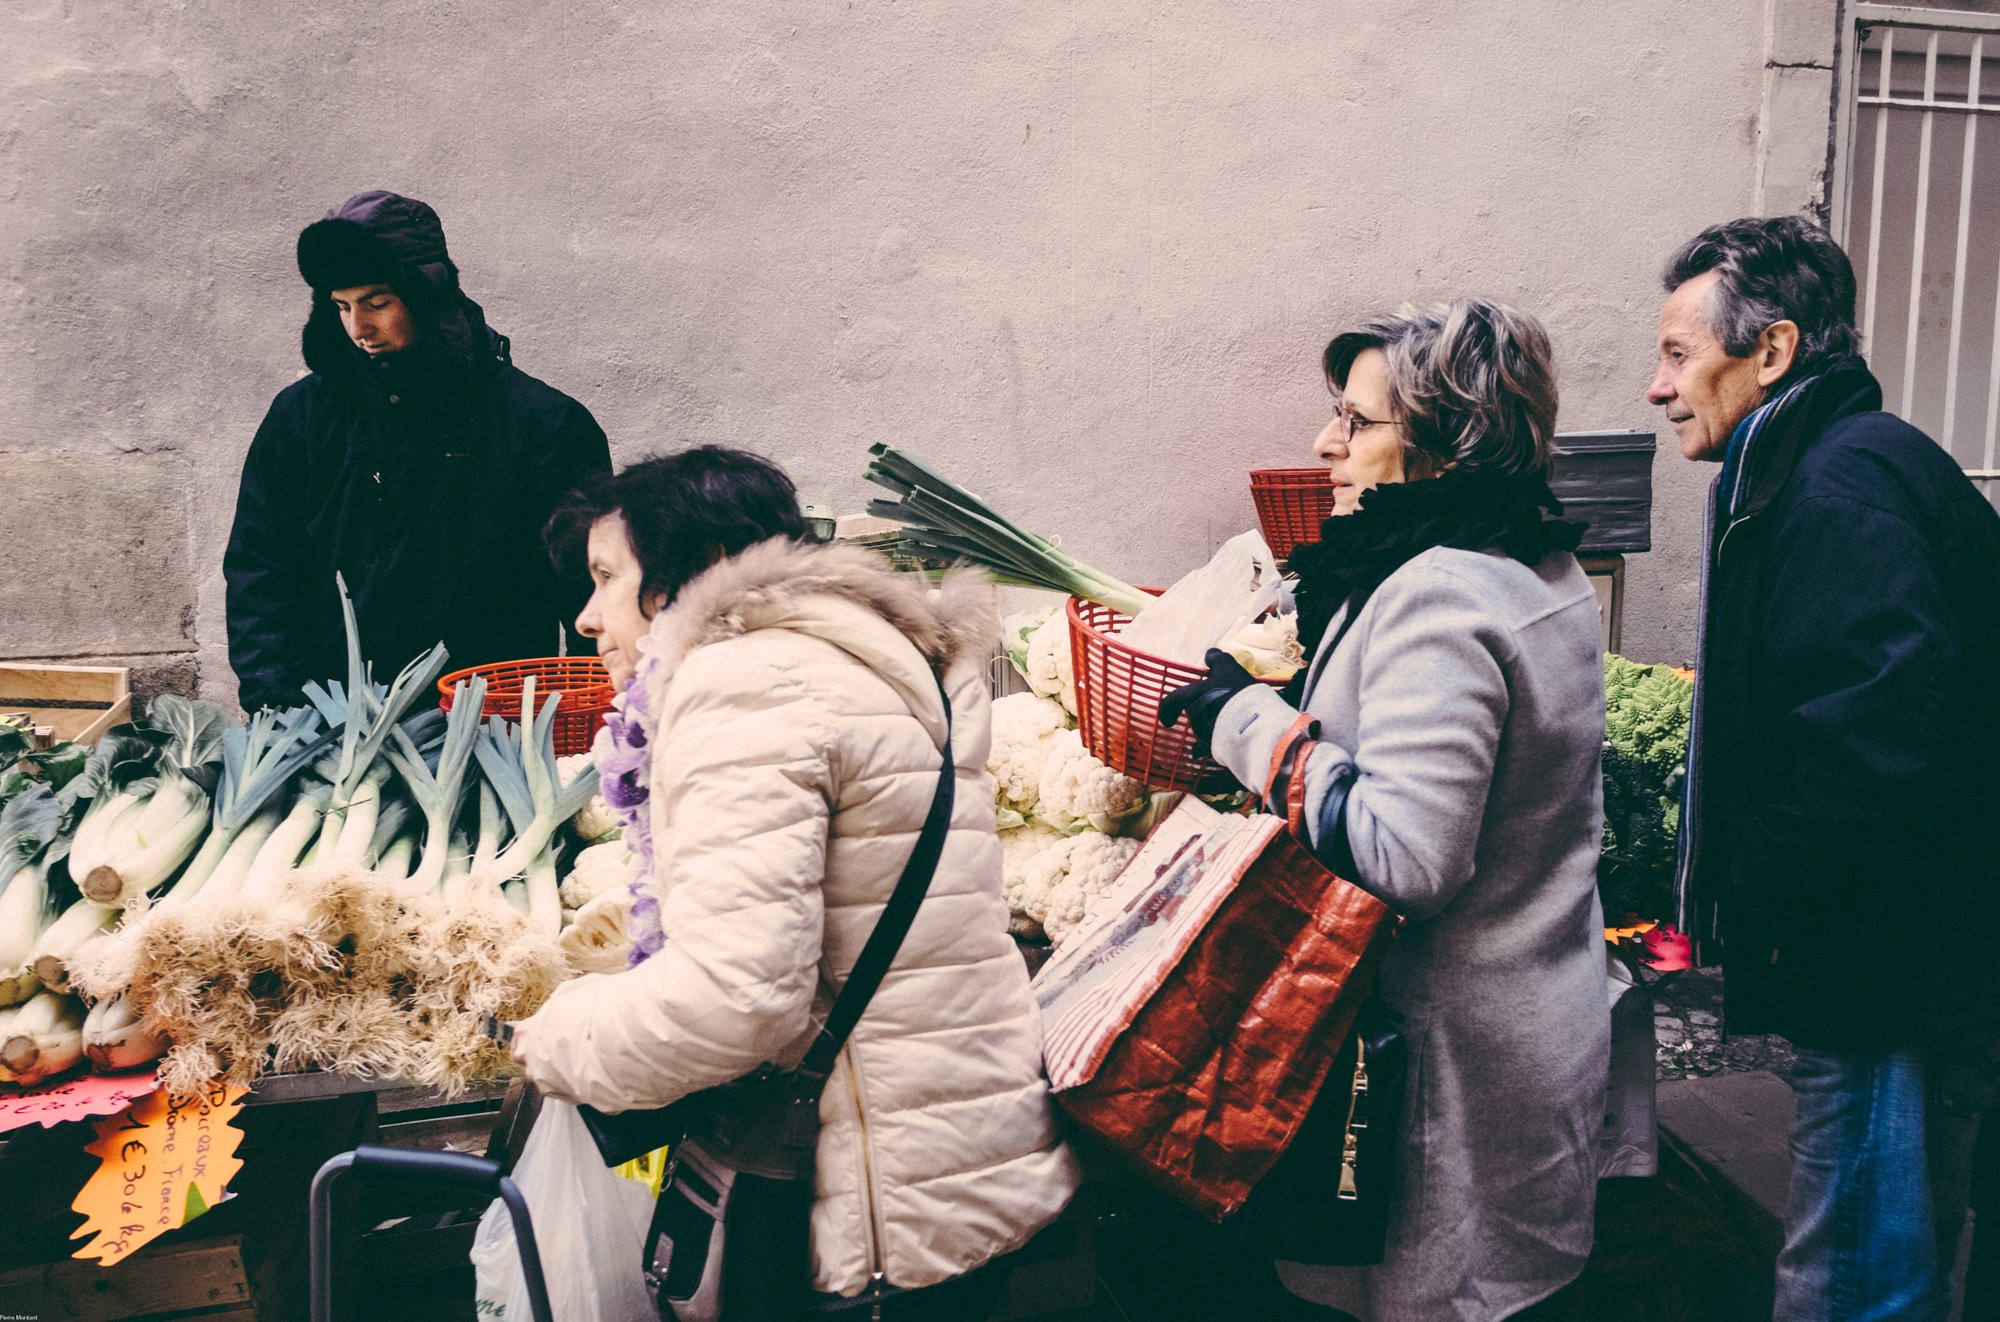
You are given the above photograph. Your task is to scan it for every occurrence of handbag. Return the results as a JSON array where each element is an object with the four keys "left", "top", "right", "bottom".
[
  {"left": 1237, "top": 1000, "right": 1406, "bottom": 1265},
  {"left": 611, "top": 672, "right": 957, "bottom": 1322}
]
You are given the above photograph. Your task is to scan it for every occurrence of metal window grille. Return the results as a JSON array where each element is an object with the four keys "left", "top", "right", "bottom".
[{"left": 1833, "top": 3, "right": 2000, "bottom": 509}]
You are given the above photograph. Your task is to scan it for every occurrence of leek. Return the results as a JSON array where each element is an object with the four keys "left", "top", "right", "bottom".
[
  {"left": 240, "top": 787, "right": 334, "bottom": 902},
  {"left": 73, "top": 696, "right": 232, "bottom": 906},
  {"left": 0, "top": 860, "right": 51, "bottom": 1006},
  {"left": 83, "top": 992, "right": 167, "bottom": 1072},
  {"left": 0, "top": 990, "right": 85, "bottom": 1086},
  {"left": 137, "top": 703, "right": 340, "bottom": 910},
  {"left": 863, "top": 443, "right": 1151, "bottom": 613},
  {"left": 29, "top": 896, "right": 119, "bottom": 994},
  {"left": 384, "top": 677, "right": 487, "bottom": 898},
  {"left": 468, "top": 680, "right": 600, "bottom": 922}
]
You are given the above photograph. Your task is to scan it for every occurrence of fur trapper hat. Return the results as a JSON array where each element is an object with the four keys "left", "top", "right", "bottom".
[{"left": 296, "top": 190, "right": 459, "bottom": 297}]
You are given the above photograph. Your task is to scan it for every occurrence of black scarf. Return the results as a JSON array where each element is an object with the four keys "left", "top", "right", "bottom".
[{"left": 1282, "top": 468, "right": 1586, "bottom": 704}]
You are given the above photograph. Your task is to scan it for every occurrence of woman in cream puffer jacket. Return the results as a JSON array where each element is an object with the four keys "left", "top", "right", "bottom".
[{"left": 516, "top": 451, "right": 1079, "bottom": 1306}]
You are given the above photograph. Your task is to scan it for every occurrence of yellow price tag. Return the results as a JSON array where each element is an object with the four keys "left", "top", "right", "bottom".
[{"left": 69, "top": 1083, "right": 248, "bottom": 1266}]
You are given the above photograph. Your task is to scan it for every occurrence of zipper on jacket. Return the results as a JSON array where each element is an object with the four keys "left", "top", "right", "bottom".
[{"left": 841, "top": 1042, "right": 890, "bottom": 1310}]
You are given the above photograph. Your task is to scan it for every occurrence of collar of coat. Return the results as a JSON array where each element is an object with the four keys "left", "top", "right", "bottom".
[
  {"left": 634, "top": 537, "right": 997, "bottom": 748},
  {"left": 1716, "top": 354, "right": 1882, "bottom": 531}
]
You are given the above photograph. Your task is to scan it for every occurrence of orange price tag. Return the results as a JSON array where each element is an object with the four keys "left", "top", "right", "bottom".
[{"left": 69, "top": 1082, "right": 248, "bottom": 1266}]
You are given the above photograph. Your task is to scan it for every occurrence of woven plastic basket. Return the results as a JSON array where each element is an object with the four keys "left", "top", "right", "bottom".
[
  {"left": 437, "top": 657, "right": 616, "bottom": 757},
  {"left": 1067, "top": 593, "right": 1282, "bottom": 793},
  {"left": 1249, "top": 468, "right": 1336, "bottom": 561}
]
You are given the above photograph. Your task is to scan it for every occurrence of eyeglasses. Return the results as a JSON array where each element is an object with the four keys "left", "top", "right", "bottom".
[{"left": 1328, "top": 406, "right": 1390, "bottom": 442}]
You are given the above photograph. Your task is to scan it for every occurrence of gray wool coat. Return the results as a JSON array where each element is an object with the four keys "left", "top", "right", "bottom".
[{"left": 1212, "top": 545, "right": 1611, "bottom": 1321}]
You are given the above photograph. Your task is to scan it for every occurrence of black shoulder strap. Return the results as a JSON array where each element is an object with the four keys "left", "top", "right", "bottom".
[{"left": 797, "top": 671, "right": 955, "bottom": 1083}]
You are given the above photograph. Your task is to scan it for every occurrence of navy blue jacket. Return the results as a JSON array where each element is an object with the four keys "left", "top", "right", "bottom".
[{"left": 1687, "top": 359, "right": 2000, "bottom": 1048}]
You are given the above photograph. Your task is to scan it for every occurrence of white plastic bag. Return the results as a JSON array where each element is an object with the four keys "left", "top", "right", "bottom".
[
  {"left": 1117, "top": 530, "right": 1285, "bottom": 666},
  {"left": 471, "top": 1096, "right": 657, "bottom": 1321}
]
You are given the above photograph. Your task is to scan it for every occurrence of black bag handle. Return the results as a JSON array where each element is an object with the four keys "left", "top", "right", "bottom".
[{"left": 795, "top": 670, "right": 955, "bottom": 1088}]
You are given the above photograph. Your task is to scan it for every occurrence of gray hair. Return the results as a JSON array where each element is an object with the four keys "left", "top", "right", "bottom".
[
  {"left": 1662, "top": 216, "right": 1860, "bottom": 377},
  {"left": 1323, "top": 297, "right": 1559, "bottom": 481}
]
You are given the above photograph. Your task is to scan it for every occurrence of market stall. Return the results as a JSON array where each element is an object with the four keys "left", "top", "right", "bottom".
[
  {"left": 0, "top": 587, "right": 628, "bottom": 1320},
  {"left": 0, "top": 445, "right": 1691, "bottom": 1321}
]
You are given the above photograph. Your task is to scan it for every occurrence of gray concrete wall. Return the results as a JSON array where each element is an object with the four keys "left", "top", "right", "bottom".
[{"left": 1, "top": 0, "right": 1844, "bottom": 704}]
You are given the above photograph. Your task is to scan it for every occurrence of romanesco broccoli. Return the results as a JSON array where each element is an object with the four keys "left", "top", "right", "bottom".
[
  {"left": 1604, "top": 654, "right": 1694, "bottom": 778},
  {"left": 1597, "top": 654, "right": 1695, "bottom": 920}
]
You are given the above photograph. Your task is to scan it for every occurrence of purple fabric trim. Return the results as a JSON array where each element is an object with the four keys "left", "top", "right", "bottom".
[{"left": 594, "top": 657, "right": 665, "bottom": 967}]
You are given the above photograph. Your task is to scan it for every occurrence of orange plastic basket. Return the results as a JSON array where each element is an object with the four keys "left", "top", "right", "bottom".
[
  {"left": 1067, "top": 593, "right": 1283, "bottom": 794},
  {"left": 1249, "top": 468, "right": 1335, "bottom": 561},
  {"left": 437, "top": 657, "right": 616, "bottom": 757}
]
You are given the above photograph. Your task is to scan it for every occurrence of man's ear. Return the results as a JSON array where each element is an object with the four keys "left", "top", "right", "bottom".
[{"left": 1756, "top": 320, "right": 1801, "bottom": 387}]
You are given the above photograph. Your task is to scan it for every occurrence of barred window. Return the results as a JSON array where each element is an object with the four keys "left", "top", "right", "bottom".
[{"left": 1834, "top": 2, "right": 2000, "bottom": 509}]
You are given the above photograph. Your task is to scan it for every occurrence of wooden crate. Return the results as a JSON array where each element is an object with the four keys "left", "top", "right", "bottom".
[
  {"left": 0, "top": 1235, "right": 254, "bottom": 1321},
  {"left": 0, "top": 662, "right": 132, "bottom": 745}
]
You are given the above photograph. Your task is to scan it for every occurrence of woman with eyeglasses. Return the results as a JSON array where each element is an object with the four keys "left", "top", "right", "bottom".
[{"left": 1164, "top": 298, "right": 1611, "bottom": 1318}]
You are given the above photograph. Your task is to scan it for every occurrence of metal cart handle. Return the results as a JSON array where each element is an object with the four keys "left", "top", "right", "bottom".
[{"left": 309, "top": 1144, "right": 554, "bottom": 1322}]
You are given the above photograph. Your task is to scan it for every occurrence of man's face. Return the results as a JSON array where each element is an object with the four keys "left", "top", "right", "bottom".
[
  {"left": 330, "top": 284, "right": 416, "bottom": 356},
  {"left": 1647, "top": 271, "right": 1770, "bottom": 462}
]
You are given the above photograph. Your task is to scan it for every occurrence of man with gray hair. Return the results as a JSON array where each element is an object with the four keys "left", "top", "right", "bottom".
[{"left": 1649, "top": 215, "right": 2000, "bottom": 1317}]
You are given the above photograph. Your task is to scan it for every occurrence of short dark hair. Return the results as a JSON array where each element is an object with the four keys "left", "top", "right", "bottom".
[
  {"left": 1324, "top": 297, "right": 1559, "bottom": 481},
  {"left": 1662, "top": 216, "right": 1860, "bottom": 377},
  {"left": 546, "top": 446, "right": 808, "bottom": 614}
]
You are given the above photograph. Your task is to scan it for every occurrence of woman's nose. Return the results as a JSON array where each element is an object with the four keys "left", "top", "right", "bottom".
[
  {"left": 1314, "top": 418, "right": 1345, "bottom": 459},
  {"left": 575, "top": 598, "right": 602, "bottom": 639}
]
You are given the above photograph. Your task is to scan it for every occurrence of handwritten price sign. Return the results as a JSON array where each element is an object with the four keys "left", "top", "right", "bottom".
[
  {"left": 69, "top": 1082, "right": 247, "bottom": 1266},
  {"left": 0, "top": 1071, "right": 159, "bottom": 1135}
]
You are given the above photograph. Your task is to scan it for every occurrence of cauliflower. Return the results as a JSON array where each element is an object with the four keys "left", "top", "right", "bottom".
[
  {"left": 1025, "top": 611, "right": 1078, "bottom": 715},
  {"left": 559, "top": 839, "right": 636, "bottom": 911},
  {"left": 1035, "top": 729, "right": 1146, "bottom": 834},
  {"left": 559, "top": 886, "right": 638, "bottom": 974},
  {"left": 1041, "top": 831, "right": 1142, "bottom": 946},
  {"left": 1223, "top": 612, "right": 1307, "bottom": 681},
  {"left": 988, "top": 692, "right": 1072, "bottom": 815},
  {"left": 558, "top": 753, "right": 623, "bottom": 842},
  {"left": 999, "top": 820, "right": 1070, "bottom": 939},
  {"left": 999, "top": 820, "right": 1142, "bottom": 946},
  {"left": 1002, "top": 605, "right": 1056, "bottom": 688}
]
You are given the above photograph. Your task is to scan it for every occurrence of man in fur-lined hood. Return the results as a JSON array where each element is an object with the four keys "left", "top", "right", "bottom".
[
  {"left": 517, "top": 448, "right": 1080, "bottom": 1309},
  {"left": 224, "top": 190, "right": 611, "bottom": 710}
]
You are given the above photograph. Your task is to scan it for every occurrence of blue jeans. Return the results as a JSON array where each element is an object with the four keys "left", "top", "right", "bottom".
[{"left": 1776, "top": 1028, "right": 2000, "bottom": 1320}]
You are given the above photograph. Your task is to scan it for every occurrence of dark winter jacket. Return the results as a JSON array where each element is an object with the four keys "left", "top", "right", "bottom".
[
  {"left": 224, "top": 293, "right": 610, "bottom": 711},
  {"left": 1683, "top": 357, "right": 2000, "bottom": 1048}
]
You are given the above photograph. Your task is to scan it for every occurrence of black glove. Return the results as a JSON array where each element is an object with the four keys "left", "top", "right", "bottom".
[{"left": 1158, "top": 648, "right": 1259, "bottom": 757}]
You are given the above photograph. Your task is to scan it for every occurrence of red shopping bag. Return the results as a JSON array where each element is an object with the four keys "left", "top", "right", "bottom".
[{"left": 1032, "top": 795, "right": 1394, "bottom": 1221}]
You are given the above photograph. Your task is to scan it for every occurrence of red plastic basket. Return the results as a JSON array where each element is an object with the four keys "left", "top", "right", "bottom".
[
  {"left": 437, "top": 657, "right": 616, "bottom": 757},
  {"left": 1249, "top": 468, "right": 1336, "bottom": 561},
  {"left": 1067, "top": 593, "right": 1283, "bottom": 794}
]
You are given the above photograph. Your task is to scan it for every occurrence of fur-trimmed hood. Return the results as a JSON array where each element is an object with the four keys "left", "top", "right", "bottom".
[{"left": 636, "top": 537, "right": 997, "bottom": 746}]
